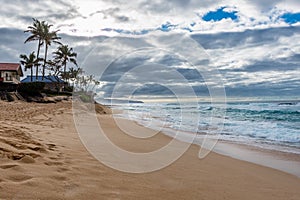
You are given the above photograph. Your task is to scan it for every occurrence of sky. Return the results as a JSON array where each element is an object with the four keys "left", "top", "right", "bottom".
[{"left": 0, "top": 0, "right": 300, "bottom": 99}]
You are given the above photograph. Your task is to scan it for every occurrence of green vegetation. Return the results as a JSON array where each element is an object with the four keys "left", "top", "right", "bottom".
[
  {"left": 74, "top": 75, "right": 100, "bottom": 92},
  {"left": 24, "top": 18, "right": 46, "bottom": 79},
  {"left": 20, "top": 18, "right": 80, "bottom": 89},
  {"left": 73, "top": 75, "right": 101, "bottom": 102},
  {"left": 78, "top": 92, "right": 94, "bottom": 103},
  {"left": 20, "top": 52, "right": 42, "bottom": 82},
  {"left": 18, "top": 18, "right": 100, "bottom": 103},
  {"left": 53, "top": 44, "right": 78, "bottom": 81}
]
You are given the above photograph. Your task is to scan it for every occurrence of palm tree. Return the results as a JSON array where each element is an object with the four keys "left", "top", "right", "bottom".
[
  {"left": 69, "top": 67, "right": 82, "bottom": 79},
  {"left": 41, "top": 24, "right": 61, "bottom": 80},
  {"left": 53, "top": 45, "right": 77, "bottom": 81},
  {"left": 65, "top": 67, "right": 83, "bottom": 89},
  {"left": 46, "top": 59, "right": 61, "bottom": 76},
  {"left": 24, "top": 18, "right": 45, "bottom": 79},
  {"left": 20, "top": 52, "right": 41, "bottom": 82}
]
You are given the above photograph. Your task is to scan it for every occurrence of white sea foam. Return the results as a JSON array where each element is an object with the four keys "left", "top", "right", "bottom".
[{"left": 110, "top": 100, "right": 300, "bottom": 154}]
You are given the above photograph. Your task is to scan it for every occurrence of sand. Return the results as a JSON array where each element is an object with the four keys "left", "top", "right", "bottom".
[{"left": 0, "top": 101, "right": 300, "bottom": 200}]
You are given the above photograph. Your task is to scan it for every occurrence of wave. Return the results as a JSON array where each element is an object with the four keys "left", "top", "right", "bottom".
[
  {"left": 225, "top": 108, "right": 300, "bottom": 122},
  {"left": 278, "top": 102, "right": 298, "bottom": 106},
  {"left": 115, "top": 101, "right": 300, "bottom": 151}
]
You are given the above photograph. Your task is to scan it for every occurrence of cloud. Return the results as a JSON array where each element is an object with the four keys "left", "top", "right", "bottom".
[
  {"left": 1, "top": 25, "right": 299, "bottom": 97},
  {"left": 89, "top": 7, "right": 130, "bottom": 22},
  {"left": 232, "top": 60, "right": 299, "bottom": 72},
  {"left": 73, "top": 29, "right": 299, "bottom": 98},
  {"left": 0, "top": 0, "right": 81, "bottom": 29},
  {"left": 1, "top": 0, "right": 300, "bottom": 36},
  {"left": 0, "top": 28, "right": 35, "bottom": 62},
  {"left": 191, "top": 26, "right": 300, "bottom": 51},
  {"left": 0, "top": 0, "right": 299, "bottom": 98},
  {"left": 192, "top": 26, "right": 300, "bottom": 97}
]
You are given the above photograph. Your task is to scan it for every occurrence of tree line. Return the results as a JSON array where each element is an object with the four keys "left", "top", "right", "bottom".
[{"left": 19, "top": 18, "right": 81, "bottom": 83}]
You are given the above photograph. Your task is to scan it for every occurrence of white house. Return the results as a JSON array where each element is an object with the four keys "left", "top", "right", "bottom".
[{"left": 0, "top": 63, "right": 24, "bottom": 84}]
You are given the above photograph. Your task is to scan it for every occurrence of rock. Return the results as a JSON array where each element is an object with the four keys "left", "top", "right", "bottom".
[
  {"left": 95, "top": 103, "right": 112, "bottom": 115},
  {"left": 43, "top": 97, "right": 56, "bottom": 103}
]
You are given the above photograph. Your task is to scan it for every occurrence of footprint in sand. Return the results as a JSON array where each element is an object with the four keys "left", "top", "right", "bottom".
[
  {"left": 28, "top": 146, "right": 48, "bottom": 153},
  {"left": 7, "top": 174, "right": 33, "bottom": 182},
  {"left": 63, "top": 183, "right": 80, "bottom": 197},
  {"left": 49, "top": 156, "right": 60, "bottom": 160},
  {"left": 44, "top": 161, "right": 64, "bottom": 166},
  {"left": 52, "top": 175, "right": 68, "bottom": 181},
  {"left": 46, "top": 143, "right": 56, "bottom": 151},
  {"left": 56, "top": 167, "right": 70, "bottom": 173},
  {"left": 0, "top": 164, "right": 19, "bottom": 169}
]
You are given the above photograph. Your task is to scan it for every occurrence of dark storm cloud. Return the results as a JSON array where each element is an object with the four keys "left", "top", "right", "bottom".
[
  {"left": 0, "top": 28, "right": 35, "bottom": 62},
  {"left": 191, "top": 26, "right": 300, "bottom": 49},
  {"left": 132, "top": 83, "right": 210, "bottom": 97},
  {"left": 53, "top": 29, "right": 300, "bottom": 98},
  {"left": 225, "top": 79, "right": 300, "bottom": 97},
  {"left": 129, "top": 84, "right": 175, "bottom": 96},
  {"left": 1, "top": 25, "right": 299, "bottom": 98},
  {"left": 0, "top": 0, "right": 82, "bottom": 27},
  {"left": 280, "top": 53, "right": 300, "bottom": 62},
  {"left": 58, "top": 33, "right": 108, "bottom": 65}
]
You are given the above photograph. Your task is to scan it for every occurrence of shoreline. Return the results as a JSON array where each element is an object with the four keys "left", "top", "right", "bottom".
[
  {"left": 213, "top": 141, "right": 300, "bottom": 177},
  {"left": 1, "top": 101, "right": 300, "bottom": 199},
  {"left": 112, "top": 109, "right": 300, "bottom": 178}
]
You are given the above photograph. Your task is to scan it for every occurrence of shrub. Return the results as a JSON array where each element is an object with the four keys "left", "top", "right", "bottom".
[
  {"left": 73, "top": 91, "right": 93, "bottom": 102},
  {"left": 18, "top": 82, "right": 45, "bottom": 95},
  {"left": 79, "top": 93, "right": 93, "bottom": 102},
  {"left": 64, "top": 85, "right": 74, "bottom": 92}
]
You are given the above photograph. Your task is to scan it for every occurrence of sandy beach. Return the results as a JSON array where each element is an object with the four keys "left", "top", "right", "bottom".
[{"left": 1, "top": 101, "right": 300, "bottom": 200}]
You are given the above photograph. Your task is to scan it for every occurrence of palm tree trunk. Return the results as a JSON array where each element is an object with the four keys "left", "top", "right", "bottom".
[
  {"left": 42, "top": 44, "right": 48, "bottom": 80},
  {"left": 64, "top": 63, "right": 67, "bottom": 81},
  {"left": 31, "top": 66, "right": 33, "bottom": 82},
  {"left": 36, "top": 39, "right": 41, "bottom": 80}
]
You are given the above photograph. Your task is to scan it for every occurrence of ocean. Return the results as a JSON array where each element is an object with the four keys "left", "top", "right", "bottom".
[{"left": 108, "top": 100, "right": 300, "bottom": 154}]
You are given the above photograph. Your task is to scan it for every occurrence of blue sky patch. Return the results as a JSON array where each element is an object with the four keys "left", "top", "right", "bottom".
[
  {"left": 158, "top": 22, "right": 177, "bottom": 32},
  {"left": 202, "top": 7, "right": 238, "bottom": 22},
  {"left": 280, "top": 12, "right": 300, "bottom": 24}
]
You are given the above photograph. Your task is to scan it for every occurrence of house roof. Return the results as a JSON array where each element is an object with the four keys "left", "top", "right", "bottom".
[
  {"left": 21, "top": 75, "right": 65, "bottom": 83},
  {"left": 0, "top": 63, "right": 24, "bottom": 76}
]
